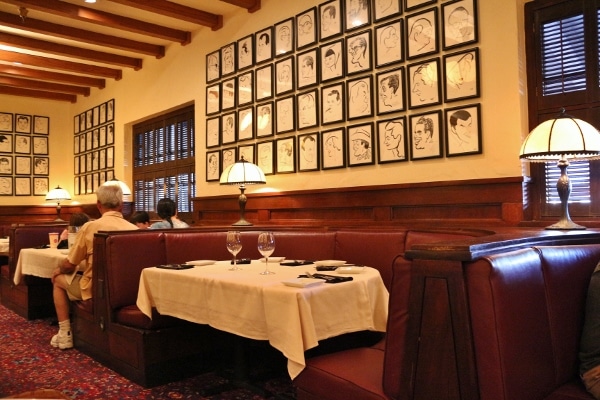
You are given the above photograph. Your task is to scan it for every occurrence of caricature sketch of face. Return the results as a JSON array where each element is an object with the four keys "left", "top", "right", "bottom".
[
  {"left": 383, "top": 120, "right": 404, "bottom": 159},
  {"left": 448, "top": 6, "right": 474, "bottom": 43},
  {"left": 411, "top": 63, "right": 438, "bottom": 104}
]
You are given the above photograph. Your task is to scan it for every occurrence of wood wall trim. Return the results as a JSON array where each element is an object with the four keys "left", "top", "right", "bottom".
[{"left": 192, "top": 177, "right": 524, "bottom": 228}]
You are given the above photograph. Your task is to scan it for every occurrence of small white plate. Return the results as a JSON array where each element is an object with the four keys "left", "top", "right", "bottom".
[
  {"left": 337, "top": 266, "right": 365, "bottom": 274},
  {"left": 314, "top": 260, "right": 346, "bottom": 267},
  {"left": 60, "top": 250, "right": 70, "bottom": 255},
  {"left": 282, "top": 278, "right": 326, "bottom": 288},
  {"left": 185, "top": 260, "right": 217, "bottom": 266},
  {"left": 260, "top": 256, "right": 286, "bottom": 263}
]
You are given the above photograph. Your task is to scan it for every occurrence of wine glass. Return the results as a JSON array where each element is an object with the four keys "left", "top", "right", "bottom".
[
  {"left": 257, "top": 232, "right": 276, "bottom": 275},
  {"left": 226, "top": 231, "right": 243, "bottom": 271}
]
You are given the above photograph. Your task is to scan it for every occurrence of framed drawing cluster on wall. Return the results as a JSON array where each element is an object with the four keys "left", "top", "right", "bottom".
[{"left": 204, "top": 0, "right": 482, "bottom": 182}]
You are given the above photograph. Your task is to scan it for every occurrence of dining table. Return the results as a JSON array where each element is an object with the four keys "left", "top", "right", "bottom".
[
  {"left": 136, "top": 260, "right": 389, "bottom": 379},
  {"left": 0, "top": 237, "right": 9, "bottom": 256},
  {"left": 13, "top": 247, "right": 77, "bottom": 285}
]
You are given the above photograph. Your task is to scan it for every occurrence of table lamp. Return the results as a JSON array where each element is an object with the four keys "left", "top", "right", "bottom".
[
  {"left": 520, "top": 109, "right": 600, "bottom": 230},
  {"left": 220, "top": 156, "right": 266, "bottom": 226},
  {"left": 45, "top": 185, "right": 71, "bottom": 221},
  {"left": 101, "top": 178, "right": 132, "bottom": 202}
]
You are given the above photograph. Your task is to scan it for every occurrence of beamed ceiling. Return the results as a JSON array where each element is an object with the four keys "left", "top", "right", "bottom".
[{"left": 0, "top": 0, "right": 261, "bottom": 103}]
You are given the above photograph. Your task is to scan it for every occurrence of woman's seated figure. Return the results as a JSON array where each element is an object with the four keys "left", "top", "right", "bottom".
[{"left": 150, "top": 198, "right": 189, "bottom": 229}]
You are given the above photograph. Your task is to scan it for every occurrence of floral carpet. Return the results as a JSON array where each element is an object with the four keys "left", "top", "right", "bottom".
[{"left": 0, "top": 305, "right": 295, "bottom": 399}]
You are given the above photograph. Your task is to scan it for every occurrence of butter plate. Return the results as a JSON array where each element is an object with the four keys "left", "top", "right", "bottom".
[
  {"left": 185, "top": 260, "right": 217, "bottom": 266},
  {"left": 314, "top": 260, "right": 346, "bottom": 267},
  {"left": 337, "top": 266, "right": 365, "bottom": 274},
  {"left": 282, "top": 278, "right": 326, "bottom": 288}
]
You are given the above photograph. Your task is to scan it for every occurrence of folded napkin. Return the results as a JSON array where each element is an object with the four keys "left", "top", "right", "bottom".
[
  {"left": 297, "top": 273, "right": 353, "bottom": 283},
  {"left": 281, "top": 260, "right": 314, "bottom": 266}
]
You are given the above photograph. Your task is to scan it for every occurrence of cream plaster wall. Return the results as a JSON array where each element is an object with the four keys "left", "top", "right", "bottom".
[{"left": 0, "top": 0, "right": 529, "bottom": 205}]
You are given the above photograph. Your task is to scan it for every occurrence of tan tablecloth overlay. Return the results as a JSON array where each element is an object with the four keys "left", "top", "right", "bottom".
[
  {"left": 137, "top": 260, "right": 389, "bottom": 379},
  {"left": 13, "top": 248, "right": 77, "bottom": 285}
]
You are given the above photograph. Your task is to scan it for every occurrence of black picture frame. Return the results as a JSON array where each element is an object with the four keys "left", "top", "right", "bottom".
[
  {"left": 221, "top": 42, "right": 237, "bottom": 77},
  {"left": 346, "top": 29, "right": 372, "bottom": 76},
  {"left": 275, "top": 95, "right": 296, "bottom": 134},
  {"left": 445, "top": 103, "right": 481, "bottom": 156},
  {"left": 107, "top": 147, "right": 114, "bottom": 169},
  {"left": 107, "top": 124, "right": 114, "bottom": 145},
  {"left": 347, "top": 122, "right": 375, "bottom": 166},
  {"left": 237, "top": 34, "right": 255, "bottom": 70},
  {"left": 320, "top": 39, "right": 345, "bottom": 83},
  {"left": 344, "top": 0, "right": 371, "bottom": 31},
  {"left": 78, "top": 112, "right": 85, "bottom": 132},
  {"left": 321, "top": 82, "right": 345, "bottom": 125},
  {"left": 222, "top": 147, "right": 237, "bottom": 171},
  {"left": 221, "top": 112, "right": 237, "bottom": 145},
  {"left": 406, "top": 7, "right": 439, "bottom": 60},
  {"left": 375, "top": 19, "right": 404, "bottom": 68},
  {"left": 443, "top": 47, "right": 480, "bottom": 102},
  {"left": 321, "top": 128, "right": 346, "bottom": 170},
  {"left": 33, "top": 116, "right": 49, "bottom": 135},
  {"left": 32, "top": 136, "right": 49, "bottom": 155},
  {"left": 14, "top": 135, "right": 30, "bottom": 154},
  {"left": 33, "top": 156, "right": 49, "bottom": 175},
  {"left": 221, "top": 77, "right": 236, "bottom": 111},
  {"left": 255, "top": 63, "right": 273, "bottom": 101},
  {"left": 106, "top": 99, "right": 115, "bottom": 121},
  {"left": 319, "top": 0, "right": 343, "bottom": 41},
  {"left": 92, "top": 106, "right": 99, "bottom": 127},
  {"left": 238, "top": 106, "right": 254, "bottom": 141},
  {"left": 0, "top": 176, "right": 11, "bottom": 196},
  {"left": 407, "top": 58, "right": 441, "bottom": 109},
  {"left": 275, "top": 56, "right": 295, "bottom": 95},
  {"left": 377, "top": 116, "right": 409, "bottom": 163},
  {"left": 15, "top": 177, "right": 30, "bottom": 196},
  {"left": 296, "top": 7, "right": 317, "bottom": 50},
  {"left": 14, "top": 114, "right": 31, "bottom": 134},
  {"left": 99, "top": 148, "right": 106, "bottom": 169},
  {"left": 347, "top": 75, "right": 373, "bottom": 120},
  {"left": 0, "top": 134, "right": 12, "bottom": 153},
  {"left": 376, "top": 67, "right": 406, "bottom": 115},
  {"left": 256, "top": 102, "right": 274, "bottom": 138},
  {"left": 275, "top": 18, "right": 295, "bottom": 57},
  {"left": 298, "top": 132, "right": 320, "bottom": 172},
  {"left": 74, "top": 114, "right": 80, "bottom": 134},
  {"left": 239, "top": 143, "right": 255, "bottom": 164},
  {"left": 255, "top": 27, "right": 274, "bottom": 64},
  {"left": 275, "top": 136, "right": 296, "bottom": 174},
  {"left": 409, "top": 110, "right": 443, "bottom": 160},
  {"left": 206, "top": 50, "right": 221, "bottom": 83},
  {"left": 442, "top": 0, "right": 478, "bottom": 50},
  {"left": 0, "top": 112, "right": 13, "bottom": 133},
  {"left": 206, "top": 150, "right": 221, "bottom": 182},
  {"left": 33, "top": 177, "right": 48, "bottom": 196},
  {"left": 405, "top": 0, "right": 437, "bottom": 12},
  {"left": 206, "top": 117, "right": 220, "bottom": 148},
  {"left": 0, "top": 155, "right": 12, "bottom": 174},
  {"left": 15, "top": 156, "right": 31, "bottom": 175},
  {"left": 374, "top": 0, "right": 402, "bottom": 22},
  {"left": 99, "top": 102, "right": 107, "bottom": 124},
  {"left": 237, "top": 70, "right": 254, "bottom": 106},
  {"left": 297, "top": 48, "right": 320, "bottom": 89},
  {"left": 257, "top": 140, "right": 274, "bottom": 175},
  {"left": 206, "top": 83, "right": 221, "bottom": 115},
  {"left": 297, "top": 89, "right": 319, "bottom": 130}
]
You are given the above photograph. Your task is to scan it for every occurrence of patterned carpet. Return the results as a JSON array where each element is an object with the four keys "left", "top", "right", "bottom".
[{"left": 0, "top": 305, "right": 295, "bottom": 399}]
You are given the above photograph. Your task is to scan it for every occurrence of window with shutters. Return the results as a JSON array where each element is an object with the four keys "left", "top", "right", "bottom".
[
  {"left": 525, "top": 0, "right": 600, "bottom": 222},
  {"left": 132, "top": 105, "right": 195, "bottom": 219}
]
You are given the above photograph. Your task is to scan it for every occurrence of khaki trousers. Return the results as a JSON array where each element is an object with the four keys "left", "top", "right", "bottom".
[{"left": 583, "top": 364, "right": 600, "bottom": 399}]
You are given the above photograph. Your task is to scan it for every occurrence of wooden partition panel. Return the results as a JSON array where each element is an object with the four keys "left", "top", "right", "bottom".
[{"left": 193, "top": 177, "right": 524, "bottom": 228}]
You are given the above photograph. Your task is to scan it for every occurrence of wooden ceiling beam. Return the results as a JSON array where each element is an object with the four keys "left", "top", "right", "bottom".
[
  {"left": 0, "top": 85, "right": 77, "bottom": 103},
  {"left": 0, "top": 31, "right": 143, "bottom": 70},
  {"left": 106, "top": 0, "right": 223, "bottom": 31},
  {"left": 0, "top": 0, "right": 191, "bottom": 44},
  {"left": 0, "top": 49, "right": 122, "bottom": 80},
  {"left": 0, "top": 75, "right": 90, "bottom": 96},
  {"left": 0, "top": 11, "right": 165, "bottom": 58},
  {"left": 220, "top": 0, "right": 261, "bottom": 13},
  {"left": 0, "top": 64, "right": 105, "bottom": 88}
]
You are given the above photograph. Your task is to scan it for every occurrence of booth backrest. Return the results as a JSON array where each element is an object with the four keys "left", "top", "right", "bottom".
[{"left": 466, "top": 244, "right": 600, "bottom": 400}]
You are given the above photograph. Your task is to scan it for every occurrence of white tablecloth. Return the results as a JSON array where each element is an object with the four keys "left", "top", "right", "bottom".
[
  {"left": 13, "top": 248, "right": 73, "bottom": 285},
  {"left": 137, "top": 260, "right": 389, "bottom": 379},
  {"left": 0, "top": 238, "right": 8, "bottom": 255}
]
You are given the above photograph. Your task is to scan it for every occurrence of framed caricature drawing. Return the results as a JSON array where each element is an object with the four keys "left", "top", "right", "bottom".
[
  {"left": 442, "top": 0, "right": 478, "bottom": 50},
  {"left": 409, "top": 110, "right": 443, "bottom": 160},
  {"left": 347, "top": 123, "right": 375, "bottom": 166},
  {"left": 406, "top": 7, "right": 439, "bottom": 59},
  {"left": 298, "top": 132, "right": 320, "bottom": 172},
  {"left": 319, "top": 0, "right": 343, "bottom": 41},
  {"left": 275, "top": 18, "right": 294, "bottom": 57},
  {"left": 377, "top": 117, "right": 408, "bottom": 163},
  {"left": 376, "top": 67, "right": 405, "bottom": 115},
  {"left": 321, "top": 128, "right": 346, "bottom": 170},
  {"left": 297, "top": 7, "right": 317, "bottom": 49},
  {"left": 445, "top": 103, "right": 481, "bottom": 156}
]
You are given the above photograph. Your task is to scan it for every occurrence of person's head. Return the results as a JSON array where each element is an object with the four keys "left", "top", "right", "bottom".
[
  {"left": 449, "top": 109, "right": 473, "bottom": 139},
  {"left": 322, "top": 5, "right": 336, "bottom": 30},
  {"left": 352, "top": 130, "right": 370, "bottom": 156},
  {"left": 96, "top": 184, "right": 123, "bottom": 213},
  {"left": 156, "top": 198, "right": 178, "bottom": 228},
  {"left": 129, "top": 211, "right": 150, "bottom": 229},
  {"left": 409, "top": 18, "right": 433, "bottom": 49},
  {"left": 349, "top": 37, "right": 367, "bottom": 62},
  {"left": 381, "top": 25, "right": 399, "bottom": 48},
  {"left": 324, "top": 47, "right": 338, "bottom": 68},
  {"left": 412, "top": 63, "right": 437, "bottom": 102},
  {"left": 298, "top": 14, "right": 313, "bottom": 35},
  {"left": 384, "top": 120, "right": 404, "bottom": 152},
  {"left": 414, "top": 116, "right": 434, "bottom": 149},
  {"left": 380, "top": 74, "right": 400, "bottom": 104},
  {"left": 69, "top": 212, "right": 90, "bottom": 227},
  {"left": 448, "top": 6, "right": 472, "bottom": 40}
]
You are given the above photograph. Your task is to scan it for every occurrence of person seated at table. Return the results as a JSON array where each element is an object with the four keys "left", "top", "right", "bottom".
[
  {"left": 149, "top": 198, "right": 189, "bottom": 229},
  {"left": 129, "top": 210, "right": 150, "bottom": 229},
  {"left": 58, "top": 213, "right": 91, "bottom": 247},
  {"left": 50, "top": 185, "right": 137, "bottom": 350}
]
